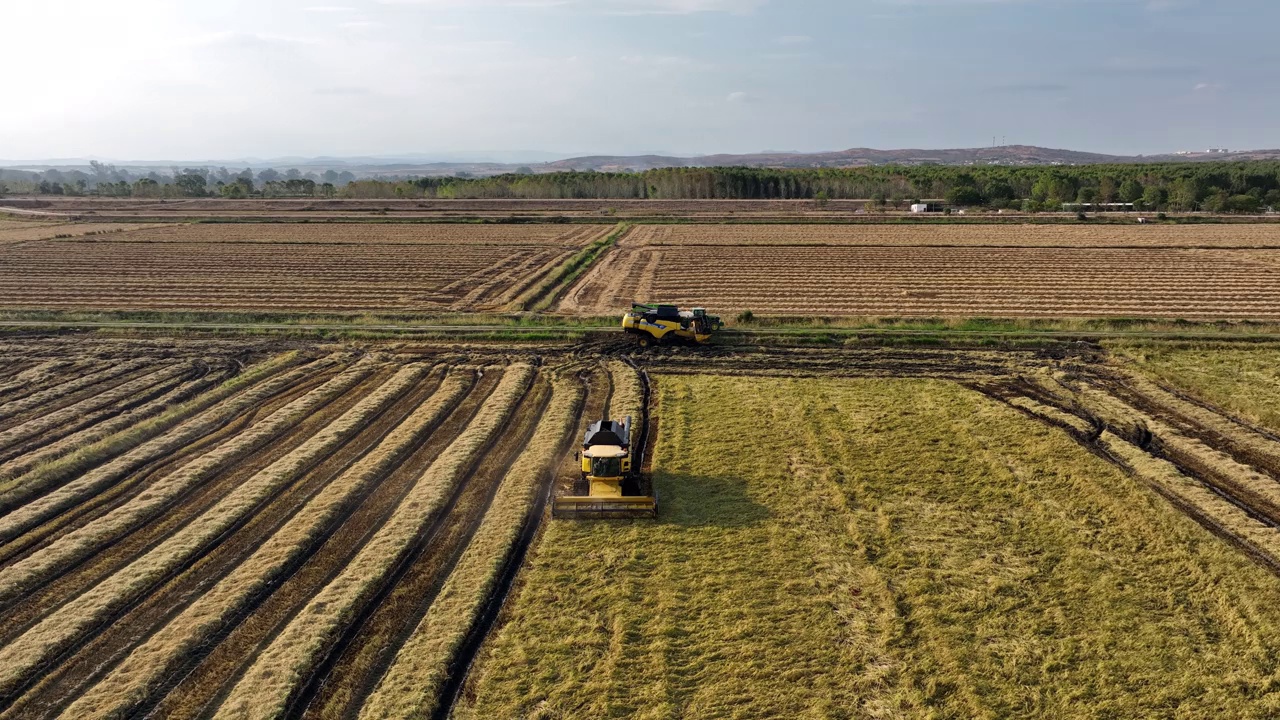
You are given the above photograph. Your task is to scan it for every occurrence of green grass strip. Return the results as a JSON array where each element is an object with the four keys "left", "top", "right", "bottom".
[{"left": 513, "top": 223, "right": 629, "bottom": 312}]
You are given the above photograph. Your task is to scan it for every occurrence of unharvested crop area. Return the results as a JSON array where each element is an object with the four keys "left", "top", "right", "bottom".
[
  {"left": 559, "top": 224, "right": 1280, "bottom": 318},
  {"left": 462, "top": 366, "right": 1280, "bottom": 718},
  {"left": 0, "top": 336, "right": 630, "bottom": 718},
  {"left": 0, "top": 223, "right": 607, "bottom": 313}
]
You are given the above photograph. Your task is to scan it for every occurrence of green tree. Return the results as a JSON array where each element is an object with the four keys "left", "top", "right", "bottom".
[
  {"left": 174, "top": 171, "right": 208, "bottom": 197},
  {"left": 1097, "top": 176, "right": 1118, "bottom": 203},
  {"left": 1229, "top": 195, "right": 1261, "bottom": 213},
  {"left": 1120, "top": 179, "right": 1144, "bottom": 204},
  {"left": 945, "top": 185, "right": 983, "bottom": 206},
  {"left": 1141, "top": 185, "right": 1167, "bottom": 210},
  {"left": 814, "top": 190, "right": 830, "bottom": 208},
  {"left": 1168, "top": 179, "right": 1199, "bottom": 211},
  {"left": 1203, "top": 189, "right": 1230, "bottom": 213}
]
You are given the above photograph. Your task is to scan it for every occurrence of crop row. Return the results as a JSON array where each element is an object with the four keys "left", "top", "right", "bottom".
[
  {"left": 626, "top": 223, "right": 1280, "bottom": 248},
  {"left": 0, "top": 240, "right": 573, "bottom": 312},
  {"left": 0, "top": 343, "right": 611, "bottom": 718},
  {"left": 103, "top": 223, "right": 610, "bottom": 246},
  {"left": 563, "top": 243, "right": 1280, "bottom": 318}
]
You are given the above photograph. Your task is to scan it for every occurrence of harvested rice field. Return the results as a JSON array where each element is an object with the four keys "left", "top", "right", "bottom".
[
  {"left": 0, "top": 223, "right": 609, "bottom": 312},
  {"left": 5, "top": 335, "right": 1280, "bottom": 718},
  {"left": 558, "top": 224, "right": 1280, "bottom": 319}
]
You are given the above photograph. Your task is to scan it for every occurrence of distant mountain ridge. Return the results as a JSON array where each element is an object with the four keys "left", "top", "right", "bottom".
[{"left": 4, "top": 145, "right": 1279, "bottom": 178}]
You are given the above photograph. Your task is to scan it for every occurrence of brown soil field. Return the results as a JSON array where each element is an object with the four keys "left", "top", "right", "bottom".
[
  {"left": 0, "top": 221, "right": 161, "bottom": 244},
  {"left": 3, "top": 197, "right": 878, "bottom": 220},
  {"left": 625, "top": 222, "right": 1280, "bottom": 248},
  {"left": 559, "top": 225, "right": 1280, "bottom": 319},
  {"left": 0, "top": 224, "right": 608, "bottom": 313},
  {"left": 103, "top": 223, "right": 609, "bottom": 245}
]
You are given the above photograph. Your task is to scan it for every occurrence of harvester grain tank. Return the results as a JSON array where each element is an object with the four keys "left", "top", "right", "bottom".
[
  {"left": 552, "top": 416, "right": 657, "bottom": 519},
  {"left": 622, "top": 304, "right": 722, "bottom": 347}
]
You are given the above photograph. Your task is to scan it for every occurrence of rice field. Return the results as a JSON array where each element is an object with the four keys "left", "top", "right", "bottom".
[
  {"left": 460, "top": 372, "right": 1280, "bottom": 719},
  {"left": 0, "top": 337, "right": 617, "bottom": 718},
  {"left": 2, "top": 336, "right": 1280, "bottom": 718},
  {"left": 558, "top": 224, "right": 1280, "bottom": 319},
  {"left": 0, "top": 223, "right": 609, "bottom": 312}
]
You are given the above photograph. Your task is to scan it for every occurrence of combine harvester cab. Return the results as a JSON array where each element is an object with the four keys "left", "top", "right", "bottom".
[
  {"left": 623, "top": 304, "right": 723, "bottom": 347},
  {"left": 552, "top": 416, "right": 658, "bottom": 519}
]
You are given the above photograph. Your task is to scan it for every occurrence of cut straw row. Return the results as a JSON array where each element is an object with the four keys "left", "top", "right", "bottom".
[
  {"left": 213, "top": 364, "right": 534, "bottom": 720},
  {"left": 0, "top": 363, "right": 428, "bottom": 697},
  {"left": 62, "top": 368, "right": 468, "bottom": 720},
  {"left": 359, "top": 374, "right": 582, "bottom": 719},
  {"left": 0, "top": 358, "right": 383, "bottom": 601}
]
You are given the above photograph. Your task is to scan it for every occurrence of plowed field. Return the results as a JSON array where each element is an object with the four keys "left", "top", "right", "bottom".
[
  {"left": 558, "top": 224, "right": 1280, "bottom": 319},
  {"left": 0, "top": 224, "right": 608, "bottom": 313}
]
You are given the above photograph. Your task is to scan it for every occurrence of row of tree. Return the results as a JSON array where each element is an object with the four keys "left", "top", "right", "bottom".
[{"left": 5, "top": 162, "right": 1280, "bottom": 212}]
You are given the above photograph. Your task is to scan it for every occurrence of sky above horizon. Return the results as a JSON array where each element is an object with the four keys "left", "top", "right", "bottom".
[{"left": 3, "top": 0, "right": 1278, "bottom": 162}]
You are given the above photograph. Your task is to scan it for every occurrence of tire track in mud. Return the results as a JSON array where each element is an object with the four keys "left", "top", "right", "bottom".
[
  {"left": 143, "top": 369, "right": 501, "bottom": 719},
  {"left": 0, "top": 367, "right": 445, "bottom": 718},
  {"left": 0, "top": 360, "right": 162, "bottom": 432},
  {"left": 971, "top": 374, "right": 1280, "bottom": 577},
  {"left": 438, "top": 367, "right": 608, "bottom": 720},
  {"left": 0, "top": 362, "right": 206, "bottom": 466},
  {"left": 0, "top": 362, "right": 350, "bottom": 578},
  {"left": 293, "top": 372, "right": 551, "bottom": 719},
  {"left": 0, "top": 363, "right": 230, "bottom": 482},
  {"left": 0, "top": 352, "right": 318, "bottom": 524}
]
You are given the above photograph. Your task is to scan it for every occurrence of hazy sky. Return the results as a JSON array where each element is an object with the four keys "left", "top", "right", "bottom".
[{"left": 3, "top": 0, "right": 1277, "bottom": 161}]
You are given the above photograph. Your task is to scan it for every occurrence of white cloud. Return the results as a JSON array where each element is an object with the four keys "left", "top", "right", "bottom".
[
  {"left": 305, "top": 6, "right": 356, "bottom": 11},
  {"left": 727, "top": 91, "right": 750, "bottom": 102},
  {"left": 378, "top": 0, "right": 765, "bottom": 13},
  {"left": 776, "top": 34, "right": 812, "bottom": 44}
]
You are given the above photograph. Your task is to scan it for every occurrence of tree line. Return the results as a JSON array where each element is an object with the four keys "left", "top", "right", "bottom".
[{"left": 4, "top": 162, "right": 1280, "bottom": 212}]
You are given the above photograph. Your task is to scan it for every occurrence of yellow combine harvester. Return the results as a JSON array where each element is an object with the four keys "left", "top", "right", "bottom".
[
  {"left": 552, "top": 416, "right": 657, "bottom": 519},
  {"left": 622, "top": 304, "right": 722, "bottom": 347}
]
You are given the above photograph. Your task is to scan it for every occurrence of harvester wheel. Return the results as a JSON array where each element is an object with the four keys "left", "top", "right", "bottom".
[{"left": 638, "top": 336, "right": 653, "bottom": 348}]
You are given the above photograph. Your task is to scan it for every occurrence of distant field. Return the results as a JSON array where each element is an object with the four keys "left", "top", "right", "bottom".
[
  {"left": 0, "top": 220, "right": 160, "bottom": 244},
  {"left": 625, "top": 222, "right": 1280, "bottom": 247},
  {"left": 462, "top": 373, "right": 1280, "bottom": 718},
  {"left": 7, "top": 219, "right": 1280, "bottom": 321},
  {"left": 0, "top": 223, "right": 607, "bottom": 312},
  {"left": 559, "top": 224, "right": 1280, "bottom": 318}
]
